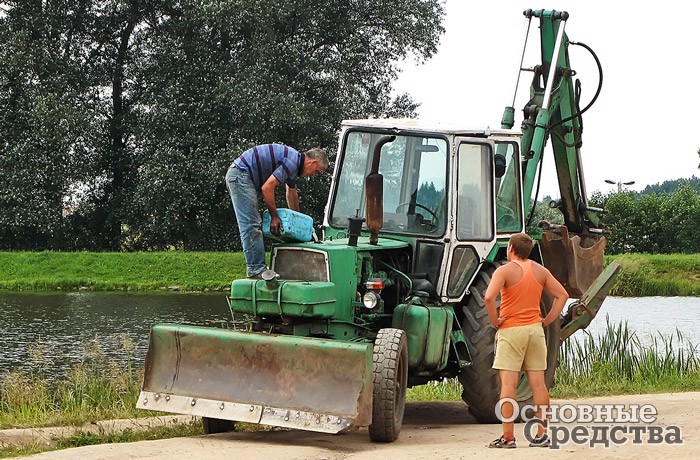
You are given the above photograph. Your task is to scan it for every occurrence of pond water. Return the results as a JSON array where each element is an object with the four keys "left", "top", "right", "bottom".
[
  {"left": 0, "top": 292, "right": 231, "bottom": 378},
  {"left": 1, "top": 293, "right": 698, "bottom": 377}
]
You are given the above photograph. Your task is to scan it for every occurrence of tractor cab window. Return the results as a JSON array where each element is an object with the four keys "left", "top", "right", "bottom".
[
  {"left": 456, "top": 143, "right": 494, "bottom": 241},
  {"left": 330, "top": 131, "right": 448, "bottom": 236}
]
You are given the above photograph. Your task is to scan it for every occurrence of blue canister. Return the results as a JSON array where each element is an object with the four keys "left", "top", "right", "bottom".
[{"left": 262, "top": 209, "right": 314, "bottom": 242}]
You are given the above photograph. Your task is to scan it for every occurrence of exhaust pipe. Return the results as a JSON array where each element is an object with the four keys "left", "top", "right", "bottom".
[{"left": 365, "top": 135, "right": 395, "bottom": 245}]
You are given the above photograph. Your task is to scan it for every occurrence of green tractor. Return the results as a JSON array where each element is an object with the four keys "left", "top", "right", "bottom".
[{"left": 137, "top": 9, "right": 619, "bottom": 442}]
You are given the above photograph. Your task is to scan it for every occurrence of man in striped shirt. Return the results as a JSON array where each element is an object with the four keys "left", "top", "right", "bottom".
[{"left": 226, "top": 144, "right": 329, "bottom": 278}]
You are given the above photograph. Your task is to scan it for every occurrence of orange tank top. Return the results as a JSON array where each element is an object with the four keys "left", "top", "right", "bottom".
[{"left": 499, "top": 259, "right": 543, "bottom": 329}]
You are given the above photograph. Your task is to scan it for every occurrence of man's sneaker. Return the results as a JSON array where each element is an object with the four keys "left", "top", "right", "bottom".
[
  {"left": 529, "top": 434, "right": 551, "bottom": 447},
  {"left": 489, "top": 435, "right": 516, "bottom": 448}
]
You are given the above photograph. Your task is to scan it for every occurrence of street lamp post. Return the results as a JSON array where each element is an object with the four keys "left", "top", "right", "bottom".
[{"left": 605, "top": 179, "right": 635, "bottom": 192}]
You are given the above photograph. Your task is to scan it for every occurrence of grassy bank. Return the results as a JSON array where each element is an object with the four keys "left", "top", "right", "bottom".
[
  {"left": 607, "top": 253, "right": 700, "bottom": 296},
  {"left": 0, "top": 252, "right": 247, "bottom": 292},
  {"left": 0, "top": 251, "right": 699, "bottom": 295},
  {"left": 0, "top": 422, "right": 203, "bottom": 459}
]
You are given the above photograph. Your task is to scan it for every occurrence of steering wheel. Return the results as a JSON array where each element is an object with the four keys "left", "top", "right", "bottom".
[{"left": 394, "top": 202, "right": 439, "bottom": 232}]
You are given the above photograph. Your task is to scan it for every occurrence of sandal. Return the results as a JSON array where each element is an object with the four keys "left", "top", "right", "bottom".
[{"left": 489, "top": 435, "right": 516, "bottom": 448}]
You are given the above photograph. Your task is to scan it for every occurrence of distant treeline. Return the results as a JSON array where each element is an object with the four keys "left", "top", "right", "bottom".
[
  {"left": 0, "top": 1, "right": 445, "bottom": 251},
  {"left": 536, "top": 178, "right": 700, "bottom": 254}
]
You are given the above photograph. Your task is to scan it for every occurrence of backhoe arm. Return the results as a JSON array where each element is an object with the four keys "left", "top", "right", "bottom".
[
  {"left": 500, "top": 10, "right": 615, "bottom": 300},
  {"left": 508, "top": 9, "right": 603, "bottom": 233}
]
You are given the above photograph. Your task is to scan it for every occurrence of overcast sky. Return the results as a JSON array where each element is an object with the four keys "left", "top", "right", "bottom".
[{"left": 393, "top": 0, "right": 700, "bottom": 197}]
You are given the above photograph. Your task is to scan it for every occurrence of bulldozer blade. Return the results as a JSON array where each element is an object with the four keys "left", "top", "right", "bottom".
[
  {"left": 137, "top": 324, "right": 373, "bottom": 433},
  {"left": 560, "top": 261, "right": 621, "bottom": 341}
]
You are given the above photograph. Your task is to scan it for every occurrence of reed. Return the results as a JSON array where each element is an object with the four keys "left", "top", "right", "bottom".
[
  {"left": 554, "top": 317, "right": 700, "bottom": 397},
  {"left": 0, "top": 334, "right": 144, "bottom": 429},
  {"left": 407, "top": 317, "right": 700, "bottom": 401},
  {"left": 2, "top": 320, "right": 698, "bottom": 429}
]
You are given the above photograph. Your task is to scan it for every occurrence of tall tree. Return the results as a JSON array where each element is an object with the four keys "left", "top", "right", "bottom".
[
  {"left": 126, "top": 0, "right": 444, "bottom": 249},
  {"left": 0, "top": 0, "right": 444, "bottom": 250},
  {"left": 0, "top": 0, "right": 96, "bottom": 249}
]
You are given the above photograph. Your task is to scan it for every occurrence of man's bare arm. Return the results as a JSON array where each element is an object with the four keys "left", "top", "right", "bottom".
[
  {"left": 261, "top": 176, "right": 282, "bottom": 235},
  {"left": 541, "top": 272, "right": 569, "bottom": 327},
  {"left": 286, "top": 185, "right": 299, "bottom": 211},
  {"left": 484, "top": 268, "right": 507, "bottom": 328}
]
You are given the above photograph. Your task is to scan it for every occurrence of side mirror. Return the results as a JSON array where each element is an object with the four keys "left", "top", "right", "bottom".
[{"left": 494, "top": 154, "right": 506, "bottom": 178}]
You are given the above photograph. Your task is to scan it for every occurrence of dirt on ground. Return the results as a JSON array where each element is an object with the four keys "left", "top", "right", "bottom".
[{"left": 4, "top": 392, "right": 699, "bottom": 459}]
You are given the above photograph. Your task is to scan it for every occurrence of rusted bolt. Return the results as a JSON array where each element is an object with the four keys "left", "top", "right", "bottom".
[
  {"left": 220, "top": 403, "right": 225, "bottom": 410},
  {"left": 191, "top": 399, "right": 196, "bottom": 406}
]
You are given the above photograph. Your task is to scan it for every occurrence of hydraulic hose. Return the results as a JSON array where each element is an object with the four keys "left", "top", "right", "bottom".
[{"left": 547, "top": 41, "right": 604, "bottom": 138}]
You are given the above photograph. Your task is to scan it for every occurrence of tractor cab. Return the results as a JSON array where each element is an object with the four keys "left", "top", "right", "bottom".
[{"left": 324, "top": 119, "right": 525, "bottom": 301}]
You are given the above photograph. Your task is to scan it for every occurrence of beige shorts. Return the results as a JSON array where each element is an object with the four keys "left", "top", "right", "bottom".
[{"left": 492, "top": 323, "right": 547, "bottom": 371}]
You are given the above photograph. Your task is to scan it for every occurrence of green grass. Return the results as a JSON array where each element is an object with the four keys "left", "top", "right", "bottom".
[
  {"left": 407, "top": 379, "right": 463, "bottom": 402},
  {"left": 0, "top": 421, "right": 203, "bottom": 459},
  {"left": 1, "top": 251, "right": 699, "bottom": 295},
  {"left": 0, "top": 252, "right": 247, "bottom": 292},
  {"left": 607, "top": 253, "right": 700, "bottom": 296}
]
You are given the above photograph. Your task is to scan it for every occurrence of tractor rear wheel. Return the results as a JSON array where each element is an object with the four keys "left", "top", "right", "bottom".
[
  {"left": 458, "top": 261, "right": 561, "bottom": 423},
  {"left": 368, "top": 328, "right": 408, "bottom": 442},
  {"left": 202, "top": 417, "right": 236, "bottom": 434}
]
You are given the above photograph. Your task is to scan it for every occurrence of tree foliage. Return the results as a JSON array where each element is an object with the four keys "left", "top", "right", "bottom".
[
  {"left": 594, "top": 184, "right": 700, "bottom": 254},
  {"left": 0, "top": 0, "right": 444, "bottom": 250},
  {"left": 531, "top": 181, "right": 700, "bottom": 254},
  {"left": 575, "top": 182, "right": 700, "bottom": 254}
]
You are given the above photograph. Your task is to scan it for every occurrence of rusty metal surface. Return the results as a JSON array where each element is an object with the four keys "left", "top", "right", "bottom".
[
  {"left": 366, "top": 174, "right": 383, "bottom": 244},
  {"left": 141, "top": 324, "right": 373, "bottom": 428},
  {"left": 540, "top": 227, "right": 606, "bottom": 297}
]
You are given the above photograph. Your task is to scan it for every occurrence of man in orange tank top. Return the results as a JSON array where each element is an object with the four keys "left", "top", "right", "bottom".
[{"left": 484, "top": 233, "right": 568, "bottom": 448}]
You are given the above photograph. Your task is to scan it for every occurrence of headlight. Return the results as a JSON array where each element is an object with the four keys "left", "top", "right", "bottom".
[{"left": 362, "top": 291, "right": 380, "bottom": 310}]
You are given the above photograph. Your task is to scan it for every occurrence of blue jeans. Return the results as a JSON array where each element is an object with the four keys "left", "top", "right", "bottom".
[{"left": 225, "top": 165, "right": 266, "bottom": 277}]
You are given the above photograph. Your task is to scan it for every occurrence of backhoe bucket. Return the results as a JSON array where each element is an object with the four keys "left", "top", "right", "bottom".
[
  {"left": 137, "top": 324, "right": 373, "bottom": 433},
  {"left": 540, "top": 226, "right": 606, "bottom": 297}
]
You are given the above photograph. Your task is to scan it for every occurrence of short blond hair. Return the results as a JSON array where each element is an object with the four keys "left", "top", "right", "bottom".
[{"left": 509, "top": 233, "right": 534, "bottom": 259}]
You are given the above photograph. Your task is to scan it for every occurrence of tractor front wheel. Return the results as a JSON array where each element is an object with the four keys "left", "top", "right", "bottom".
[{"left": 368, "top": 328, "right": 408, "bottom": 442}]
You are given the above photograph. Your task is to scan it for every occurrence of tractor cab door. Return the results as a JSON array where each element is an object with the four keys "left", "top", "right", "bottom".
[{"left": 441, "top": 139, "right": 497, "bottom": 300}]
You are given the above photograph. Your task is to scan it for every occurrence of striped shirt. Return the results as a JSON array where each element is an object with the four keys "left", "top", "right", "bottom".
[{"left": 233, "top": 144, "right": 304, "bottom": 189}]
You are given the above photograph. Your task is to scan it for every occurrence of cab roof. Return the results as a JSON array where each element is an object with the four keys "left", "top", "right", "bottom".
[{"left": 340, "top": 118, "right": 520, "bottom": 138}]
